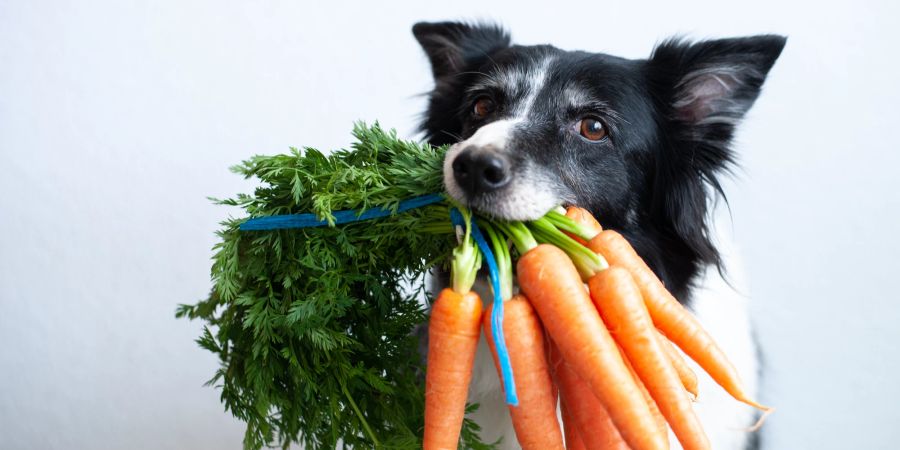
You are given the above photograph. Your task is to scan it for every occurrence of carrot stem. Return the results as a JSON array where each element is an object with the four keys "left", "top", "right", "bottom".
[
  {"left": 545, "top": 210, "right": 597, "bottom": 242},
  {"left": 342, "top": 382, "right": 380, "bottom": 447},
  {"left": 528, "top": 217, "right": 608, "bottom": 280},
  {"left": 450, "top": 207, "right": 482, "bottom": 294},
  {"left": 494, "top": 220, "right": 538, "bottom": 254}
]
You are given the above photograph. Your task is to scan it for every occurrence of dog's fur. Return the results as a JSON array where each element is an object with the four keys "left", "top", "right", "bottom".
[{"left": 414, "top": 21, "right": 785, "bottom": 450}]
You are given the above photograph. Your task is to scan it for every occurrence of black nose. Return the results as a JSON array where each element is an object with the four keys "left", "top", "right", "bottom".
[{"left": 452, "top": 150, "right": 510, "bottom": 195}]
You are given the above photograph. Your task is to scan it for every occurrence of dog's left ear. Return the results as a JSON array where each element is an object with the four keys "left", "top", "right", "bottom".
[{"left": 646, "top": 35, "right": 786, "bottom": 269}]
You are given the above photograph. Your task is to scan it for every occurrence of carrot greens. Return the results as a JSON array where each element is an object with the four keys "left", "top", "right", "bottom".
[{"left": 176, "top": 123, "right": 493, "bottom": 449}]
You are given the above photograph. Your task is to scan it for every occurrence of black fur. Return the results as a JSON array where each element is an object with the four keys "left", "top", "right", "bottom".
[{"left": 414, "top": 22, "right": 785, "bottom": 302}]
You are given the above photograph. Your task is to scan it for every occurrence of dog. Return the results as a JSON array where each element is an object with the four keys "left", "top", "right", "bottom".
[{"left": 413, "top": 21, "right": 785, "bottom": 450}]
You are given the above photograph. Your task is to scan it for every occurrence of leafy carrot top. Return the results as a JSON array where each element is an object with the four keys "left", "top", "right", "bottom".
[{"left": 176, "top": 123, "right": 493, "bottom": 449}]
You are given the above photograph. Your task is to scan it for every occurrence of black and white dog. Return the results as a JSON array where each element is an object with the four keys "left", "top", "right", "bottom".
[{"left": 413, "top": 21, "right": 785, "bottom": 450}]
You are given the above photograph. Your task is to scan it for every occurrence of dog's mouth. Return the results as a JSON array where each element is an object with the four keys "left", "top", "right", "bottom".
[{"left": 454, "top": 192, "right": 559, "bottom": 222}]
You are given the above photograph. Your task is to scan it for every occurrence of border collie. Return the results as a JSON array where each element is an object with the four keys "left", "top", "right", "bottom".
[{"left": 413, "top": 21, "right": 785, "bottom": 450}]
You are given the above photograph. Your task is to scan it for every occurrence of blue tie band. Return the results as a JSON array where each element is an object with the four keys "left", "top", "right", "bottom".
[{"left": 239, "top": 193, "right": 445, "bottom": 230}]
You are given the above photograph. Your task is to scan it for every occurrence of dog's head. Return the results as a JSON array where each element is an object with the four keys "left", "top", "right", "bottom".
[{"left": 414, "top": 22, "right": 785, "bottom": 295}]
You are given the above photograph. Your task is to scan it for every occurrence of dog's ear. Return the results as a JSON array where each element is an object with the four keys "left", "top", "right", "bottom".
[
  {"left": 646, "top": 35, "right": 786, "bottom": 270},
  {"left": 412, "top": 21, "right": 510, "bottom": 80},
  {"left": 649, "top": 35, "right": 786, "bottom": 129}
]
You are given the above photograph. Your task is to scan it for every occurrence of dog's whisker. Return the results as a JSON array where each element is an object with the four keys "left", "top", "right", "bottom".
[{"left": 438, "top": 130, "right": 464, "bottom": 142}]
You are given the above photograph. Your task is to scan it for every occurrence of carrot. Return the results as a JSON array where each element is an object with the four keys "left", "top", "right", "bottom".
[
  {"left": 587, "top": 230, "right": 768, "bottom": 411},
  {"left": 547, "top": 333, "right": 560, "bottom": 413},
  {"left": 549, "top": 341, "right": 581, "bottom": 449},
  {"left": 550, "top": 343, "right": 582, "bottom": 450},
  {"left": 590, "top": 267, "right": 709, "bottom": 450},
  {"left": 565, "top": 206, "right": 603, "bottom": 243},
  {"left": 550, "top": 341, "right": 630, "bottom": 450},
  {"left": 658, "top": 330, "right": 699, "bottom": 399},
  {"left": 423, "top": 288, "right": 483, "bottom": 450},
  {"left": 560, "top": 400, "right": 584, "bottom": 450},
  {"left": 517, "top": 244, "right": 668, "bottom": 450},
  {"left": 619, "top": 344, "right": 669, "bottom": 440},
  {"left": 484, "top": 295, "right": 564, "bottom": 450},
  {"left": 424, "top": 210, "right": 484, "bottom": 450}
]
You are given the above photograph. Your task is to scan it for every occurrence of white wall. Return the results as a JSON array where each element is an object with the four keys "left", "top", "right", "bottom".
[{"left": 2, "top": 0, "right": 898, "bottom": 449}]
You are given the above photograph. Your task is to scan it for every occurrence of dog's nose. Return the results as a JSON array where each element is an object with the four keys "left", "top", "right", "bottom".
[{"left": 452, "top": 149, "right": 510, "bottom": 195}]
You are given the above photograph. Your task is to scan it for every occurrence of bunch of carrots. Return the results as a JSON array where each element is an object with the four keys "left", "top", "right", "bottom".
[{"left": 424, "top": 206, "right": 771, "bottom": 450}]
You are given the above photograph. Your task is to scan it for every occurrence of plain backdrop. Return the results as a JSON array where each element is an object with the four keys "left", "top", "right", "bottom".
[{"left": 2, "top": 0, "right": 898, "bottom": 449}]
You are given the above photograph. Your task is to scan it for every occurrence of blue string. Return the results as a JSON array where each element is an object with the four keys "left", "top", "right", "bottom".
[
  {"left": 450, "top": 209, "right": 519, "bottom": 406},
  {"left": 239, "top": 193, "right": 445, "bottom": 231}
]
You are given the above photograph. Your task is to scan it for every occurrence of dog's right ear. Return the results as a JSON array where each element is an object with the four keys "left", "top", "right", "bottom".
[{"left": 412, "top": 21, "right": 510, "bottom": 80}]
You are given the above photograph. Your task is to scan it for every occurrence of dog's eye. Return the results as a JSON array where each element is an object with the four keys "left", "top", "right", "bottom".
[
  {"left": 578, "top": 117, "right": 607, "bottom": 141},
  {"left": 473, "top": 97, "right": 495, "bottom": 119}
]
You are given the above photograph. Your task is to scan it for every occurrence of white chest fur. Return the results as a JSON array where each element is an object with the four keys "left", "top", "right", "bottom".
[{"left": 463, "top": 234, "right": 761, "bottom": 450}]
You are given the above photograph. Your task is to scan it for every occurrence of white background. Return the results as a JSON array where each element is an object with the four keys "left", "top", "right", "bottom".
[{"left": 2, "top": 0, "right": 898, "bottom": 449}]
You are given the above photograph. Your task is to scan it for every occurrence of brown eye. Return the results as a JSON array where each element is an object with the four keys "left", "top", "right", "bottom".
[
  {"left": 578, "top": 117, "right": 607, "bottom": 141},
  {"left": 473, "top": 97, "right": 495, "bottom": 119}
]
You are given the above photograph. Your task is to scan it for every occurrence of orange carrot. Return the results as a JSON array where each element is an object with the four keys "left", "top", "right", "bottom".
[
  {"left": 517, "top": 244, "right": 668, "bottom": 450},
  {"left": 550, "top": 341, "right": 630, "bottom": 450},
  {"left": 423, "top": 288, "right": 483, "bottom": 450},
  {"left": 619, "top": 344, "right": 669, "bottom": 440},
  {"left": 560, "top": 399, "right": 587, "bottom": 450},
  {"left": 565, "top": 206, "right": 603, "bottom": 243},
  {"left": 590, "top": 267, "right": 709, "bottom": 450},
  {"left": 547, "top": 336, "right": 560, "bottom": 415},
  {"left": 658, "top": 330, "right": 699, "bottom": 399},
  {"left": 551, "top": 342, "right": 584, "bottom": 450},
  {"left": 549, "top": 341, "right": 581, "bottom": 449},
  {"left": 587, "top": 230, "right": 767, "bottom": 410},
  {"left": 484, "top": 295, "right": 564, "bottom": 450}
]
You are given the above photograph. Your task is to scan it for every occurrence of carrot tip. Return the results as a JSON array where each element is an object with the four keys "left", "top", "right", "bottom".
[
  {"left": 686, "top": 384, "right": 699, "bottom": 399},
  {"left": 741, "top": 397, "right": 772, "bottom": 412},
  {"left": 742, "top": 406, "right": 775, "bottom": 432}
]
